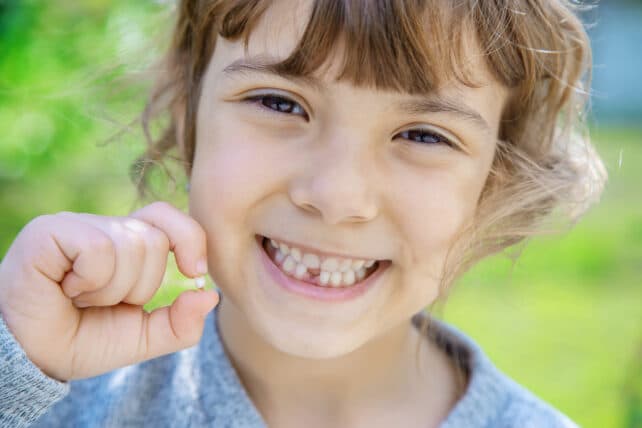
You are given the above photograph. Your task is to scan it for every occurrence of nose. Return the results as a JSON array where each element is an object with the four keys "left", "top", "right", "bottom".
[{"left": 288, "top": 139, "right": 379, "bottom": 225}]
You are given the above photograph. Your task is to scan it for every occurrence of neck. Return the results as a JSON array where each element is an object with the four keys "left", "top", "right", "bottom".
[{"left": 216, "top": 294, "right": 463, "bottom": 426}]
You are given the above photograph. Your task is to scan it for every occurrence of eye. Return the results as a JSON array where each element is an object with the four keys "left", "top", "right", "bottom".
[
  {"left": 243, "top": 93, "right": 309, "bottom": 121},
  {"left": 394, "top": 128, "right": 456, "bottom": 149}
]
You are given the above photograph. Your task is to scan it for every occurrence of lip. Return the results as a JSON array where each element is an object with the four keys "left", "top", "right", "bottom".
[
  {"left": 255, "top": 235, "right": 390, "bottom": 302},
  {"left": 263, "top": 235, "right": 378, "bottom": 262}
]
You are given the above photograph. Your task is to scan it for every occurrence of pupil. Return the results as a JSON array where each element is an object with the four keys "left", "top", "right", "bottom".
[
  {"left": 262, "top": 96, "right": 293, "bottom": 113},
  {"left": 408, "top": 130, "right": 437, "bottom": 144}
]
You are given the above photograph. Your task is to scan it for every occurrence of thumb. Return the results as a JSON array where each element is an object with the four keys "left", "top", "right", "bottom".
[{"left": 143, "top": 289, "right": 219, "bottom": 359}]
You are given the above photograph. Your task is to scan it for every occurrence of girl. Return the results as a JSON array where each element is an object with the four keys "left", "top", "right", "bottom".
[{"left": 0, "top": 0, "right": 606, "bottom": 427}]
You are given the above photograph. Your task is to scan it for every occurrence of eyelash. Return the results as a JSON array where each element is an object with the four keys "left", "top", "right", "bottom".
[
  {"left": 395, "top": 129, "right": 455, "bottom": 148},
  {"left": 243, "top": 94, "right": 310, "bottom": 121},
  {"left": 242, "top": 93, "right": 456, "bottom": 149}
]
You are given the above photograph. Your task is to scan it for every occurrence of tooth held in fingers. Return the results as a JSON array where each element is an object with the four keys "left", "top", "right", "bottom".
[{"left": 195, "top": 276, "right": 206, "bottom": 289}]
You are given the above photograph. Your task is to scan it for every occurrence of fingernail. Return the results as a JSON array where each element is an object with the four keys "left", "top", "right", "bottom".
[
  {"left": 195, "top": 276, "right": 206, "bottom": 289},
  {"left": 74, "top": 300, "right": 91, "bottom": 308},
  {"left": 196, "top": 259, "right": 208, "bottom": 275}
]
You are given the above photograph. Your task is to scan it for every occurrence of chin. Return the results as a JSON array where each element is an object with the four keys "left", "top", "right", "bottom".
[{"left": 252, "top": 311, "right": 366, "bottom": 360}]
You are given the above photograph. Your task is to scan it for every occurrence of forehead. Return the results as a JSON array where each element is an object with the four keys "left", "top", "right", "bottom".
[{"left": 214, "top": 0, "right": 506, "bottom": 95}]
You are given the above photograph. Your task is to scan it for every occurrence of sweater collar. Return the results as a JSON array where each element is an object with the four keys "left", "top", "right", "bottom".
[{"left": 200, "top": 300, "right": 507, "bottom": 427}]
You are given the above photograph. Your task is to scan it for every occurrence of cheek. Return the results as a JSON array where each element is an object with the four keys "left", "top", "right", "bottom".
[
  {"left": 187, "top": 115, "right": 268, "bottom": 267},
  {"left": 191, "top": 116, "right": 279, "bottom": 221},
  {"left": 387, "top": 163, "right": 489, "bottom": 274}
]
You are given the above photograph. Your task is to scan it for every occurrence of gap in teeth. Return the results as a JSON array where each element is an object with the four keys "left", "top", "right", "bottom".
[{"left": 265, "top": 237, "right": 377, "bottom": 287}]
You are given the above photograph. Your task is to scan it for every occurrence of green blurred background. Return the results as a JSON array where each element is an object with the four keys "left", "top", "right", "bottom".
[{"left": 1, "top": 1, "right": 640, "bottom": 427}]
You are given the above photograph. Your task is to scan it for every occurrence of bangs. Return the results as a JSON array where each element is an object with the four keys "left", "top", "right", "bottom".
[
  {"left": 139, "top": 0, "right": 600, "bottom": 300},
  {"left": 217, "top": 0, "right": 483, "bottom": 94}
]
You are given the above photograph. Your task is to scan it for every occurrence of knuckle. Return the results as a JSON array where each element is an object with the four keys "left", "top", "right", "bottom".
[
  {"left": 25, "top": 214, "right": 56, "bottom": 233},
  {"left": 91, "top": 293, "right": 121, "bottom": 306},
  {"left": 122, "top": 217, "right": 149, "bottom": 232},
  {"left": 84, "top": 231, "right": 115, "bottom": 257},
  {"left": 127, "top": 287, "right": 157, "bottom": 306},
  {"left": 184, "top": 217, "right": 206, "bottom": 244},
  {"left": 125, "top": 231, "right": 147, "bottom": 260},
  {"left": 113, "top": 224, "right": 146, "bottom": 259},
  {"left": 146, "top": 228, "right": 170, "bottom": 254},
  {"left": 106, "top": 293, "right": 126, "bottom": 306},
  {"left": 86, "top": 281, "right": 131, "bottom": 306},
  {"left": 140, "top": 286, "right": 159, "bottom": 305},
  {"left": 148, "top": 200, "right": 174, "bottom": 213},
  {"left": 123, "top": 234, "right": 147, "bottom": 263},
  {"left": 23, "top": 212, "right": 75, "bottom": 242}
]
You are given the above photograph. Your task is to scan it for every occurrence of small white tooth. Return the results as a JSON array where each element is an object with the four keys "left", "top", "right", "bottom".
[
  {"left": 356, "top": 268, "right": 366, "bottom": 280},
  {"left": 330, "top": 271, "right": 342, "bottom": 287},
  {"left": 321, "top": 258, "right": 339, "bottom": 271},
  {"left": 302, "top": 253, "right": 320, "bottom": 269},
  {"left": 351, "top": 260, "right": 365, "bottom": 270},
  {"left": 275, "top": 250, "right": 286, "bottom": 263},
  {"left": 364, "top": 260, "right": 375, "bottom": 268},
  {"left": 282, "top": 256, "right": 296, "bottom": 273},
  {"left": 290, "top": 247, "right": 302, "bottom": 262},
  {"left": 319, "top": 271, "right": 330, "bottom": 286},
  {"left": 294, "top": 263, "right": 307, "bottom": 279},
  {"left": 270, "top": 239, "right": 279, "bottom": 249},
  {"left": 195, "top": 276, "right": 206, "bottom": 289},
  {"left": 279, "top": 243, "right": 290, "bottom": 255},
  {"left": 342, "top": 270, "right": 355, "bottom": 286},
  {"left": 338, "top": 259, "right": 353, "bottom": 272}
]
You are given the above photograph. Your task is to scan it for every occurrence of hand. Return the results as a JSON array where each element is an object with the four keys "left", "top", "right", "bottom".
[{"left": 0, "top": 201, "right": 219, "bottom": 381}]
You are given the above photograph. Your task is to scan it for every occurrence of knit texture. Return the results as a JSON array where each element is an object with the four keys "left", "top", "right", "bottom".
[{"left": 0, "top": 299, "right": 578, "bottom": 427}]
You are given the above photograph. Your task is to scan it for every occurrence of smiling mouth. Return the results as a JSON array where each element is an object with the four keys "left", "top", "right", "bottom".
[{"left": 258, "top": 235, "right": 382, "bottom": 288}]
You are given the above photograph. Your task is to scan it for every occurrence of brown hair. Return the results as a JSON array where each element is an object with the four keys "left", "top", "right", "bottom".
[{"left": 132, "top": 0, "right": 606, "bottom": 382}]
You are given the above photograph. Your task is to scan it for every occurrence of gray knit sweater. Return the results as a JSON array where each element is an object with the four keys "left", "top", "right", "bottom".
[{"left": 0, "top": 295, "right": 578, "bottom": 427}]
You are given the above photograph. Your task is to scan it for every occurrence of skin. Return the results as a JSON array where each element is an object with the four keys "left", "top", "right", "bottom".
[
  {"left": 0, "top": 201, "right": 219, "bottom": 382},
  {"left": 185, "top": 1, "right": 511, "bottom": 426}
]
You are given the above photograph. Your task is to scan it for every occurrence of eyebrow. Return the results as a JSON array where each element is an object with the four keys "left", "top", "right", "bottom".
[
  {"left": 395, "top": 97, "right": 492, "bottom": 135},
  {"left": 223, "top": 56, "right": 326, "bottom": 92},
  {"left": 223, "top": 56, "right": 492, "bottom": 134}
]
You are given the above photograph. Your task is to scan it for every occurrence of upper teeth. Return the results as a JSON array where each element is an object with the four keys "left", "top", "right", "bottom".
[{"left": 269, "top": 238, "right": 376, "bottom": 287}]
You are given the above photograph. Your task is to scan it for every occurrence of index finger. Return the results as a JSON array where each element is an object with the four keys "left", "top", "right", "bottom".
[{"left": 128, "top": 201, "right": 208, "bottom": 279}]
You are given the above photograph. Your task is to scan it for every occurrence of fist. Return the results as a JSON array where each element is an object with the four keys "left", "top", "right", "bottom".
[{"left": 0, "top": 201, "right": 219, "bottom": 381}]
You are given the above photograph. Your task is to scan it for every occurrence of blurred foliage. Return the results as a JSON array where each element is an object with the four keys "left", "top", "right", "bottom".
[
  {"left": 0, "top": 0, "right": 175, "bottom": 254},
  {"left": 0, "top": 2, "right": 641, "bottom": 428}
]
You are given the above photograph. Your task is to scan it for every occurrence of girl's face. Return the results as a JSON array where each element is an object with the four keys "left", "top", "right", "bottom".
[{"left": 189, "top": 2, "right": 509, "bottom": 358}]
